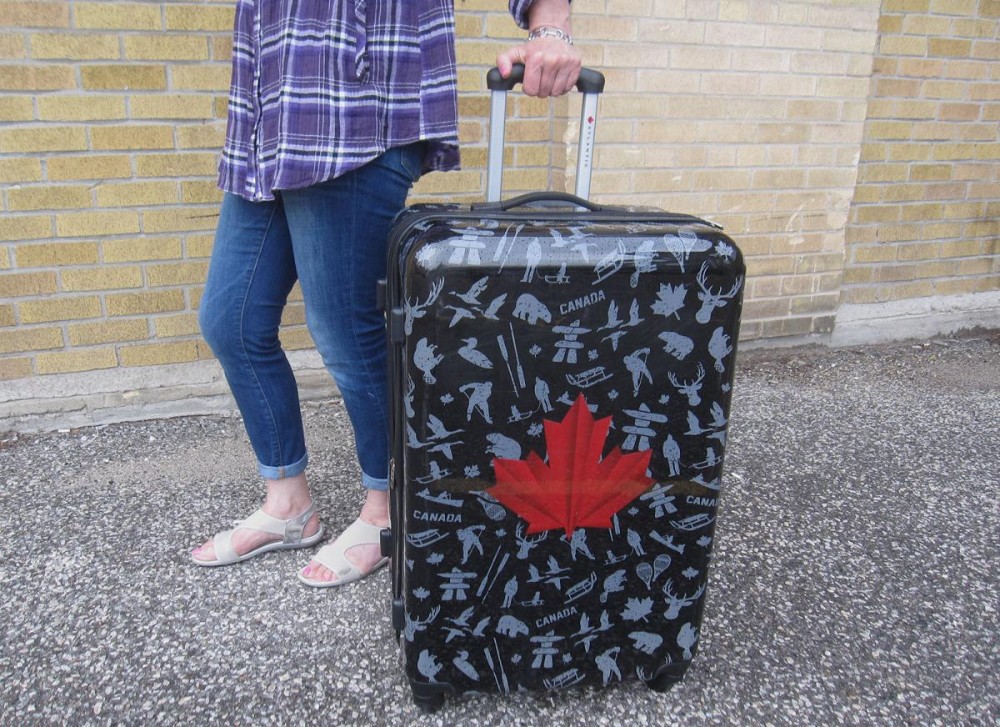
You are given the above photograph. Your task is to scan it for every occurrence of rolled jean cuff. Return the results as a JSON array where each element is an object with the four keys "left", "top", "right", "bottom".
[
  {"left": 362, "top": 471, "right": 388, "bottom": 491},
  {"left": 258, "top": 452, "right": 308, "bottom": 481}
]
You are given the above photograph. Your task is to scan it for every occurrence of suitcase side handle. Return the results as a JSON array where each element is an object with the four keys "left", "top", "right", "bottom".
[
  {"left": 485, "top": 64, "right": 604, "bottom": 204},
  {"left": 471, "top": 191, "right": 604, "bottom": 212}
]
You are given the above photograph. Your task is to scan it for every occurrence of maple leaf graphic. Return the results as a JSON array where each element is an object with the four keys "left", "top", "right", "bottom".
[{"left": 490, "top": 394, "right": 654, "bottom": 536}]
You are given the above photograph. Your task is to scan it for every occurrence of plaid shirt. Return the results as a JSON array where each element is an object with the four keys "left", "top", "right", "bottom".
[{"left": 220, "top": 1, "right": 539, "bottom": 201}]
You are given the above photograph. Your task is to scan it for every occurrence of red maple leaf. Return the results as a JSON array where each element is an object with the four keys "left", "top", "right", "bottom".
[{"left": 490, "top": 394, "right": 654, "bottom": 536}]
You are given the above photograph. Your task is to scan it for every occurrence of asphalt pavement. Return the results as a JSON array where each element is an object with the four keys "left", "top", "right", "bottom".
[{"left": 1, "top": 333, "right": 997, "bottom": 725}]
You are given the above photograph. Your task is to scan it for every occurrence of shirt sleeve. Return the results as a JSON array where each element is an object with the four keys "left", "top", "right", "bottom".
[{"left": 510, "top": 0, "right": 572, "bottom": 31}]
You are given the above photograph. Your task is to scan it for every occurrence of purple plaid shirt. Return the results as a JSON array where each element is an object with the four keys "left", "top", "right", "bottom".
[{"left": 220, "top": 1, "right": 539, "bottom": 201}]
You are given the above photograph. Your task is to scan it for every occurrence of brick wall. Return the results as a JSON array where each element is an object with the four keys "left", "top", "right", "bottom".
[
  {"left": 0, "top": 0, "right": 998, "bottom": 412},
  {"left": 842, "top": 0, "right": 1000, "bottom": 305}
]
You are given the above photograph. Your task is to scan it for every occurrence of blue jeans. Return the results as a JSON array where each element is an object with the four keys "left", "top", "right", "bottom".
[{"left": 199, "top": 144, "right": 423, "bottom": 490}]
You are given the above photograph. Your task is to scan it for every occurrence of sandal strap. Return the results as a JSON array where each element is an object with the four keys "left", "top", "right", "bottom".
[
  {"left": 312, "top": 519, "right": 383, "bottom": 580},
  {"left": 239, "top": 504, "right": 316, "bottom": 543}
]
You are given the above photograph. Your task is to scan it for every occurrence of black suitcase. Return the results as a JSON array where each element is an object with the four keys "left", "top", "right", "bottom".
[{"left": 381, "top": 66, "right": 744, "bottom": 711}]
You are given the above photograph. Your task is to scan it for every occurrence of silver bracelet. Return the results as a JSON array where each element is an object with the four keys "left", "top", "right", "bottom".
[{"left": 527, "top": 26, "right": 573, "bottom": 45}]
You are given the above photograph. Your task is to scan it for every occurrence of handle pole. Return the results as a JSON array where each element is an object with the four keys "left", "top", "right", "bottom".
[
  {"left": 486, "top": 89, "right": 507, "bottom": 203},
  {"left": 574, "top": 91, "right": 599, "bottom": 201},
  {"left": 485, "top": 65, "right": 604, "bottom": 204}
]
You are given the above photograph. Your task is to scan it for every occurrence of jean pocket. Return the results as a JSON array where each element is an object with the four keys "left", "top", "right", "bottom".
[{"left": 398, "top": 142, "right": 426, "bottom": 184}]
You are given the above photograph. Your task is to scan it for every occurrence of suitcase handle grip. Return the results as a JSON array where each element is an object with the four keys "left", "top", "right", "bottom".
[
  {"left": 472, "top": 191, "right": 603, "bottom": 212},
  {"left": 486, "top": 64, "right": 606, "bottom": 94}
]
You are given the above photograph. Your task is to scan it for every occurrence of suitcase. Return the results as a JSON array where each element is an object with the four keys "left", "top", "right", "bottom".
[{"left": 380, "top": 65, "right": 745, "bottom": 711}]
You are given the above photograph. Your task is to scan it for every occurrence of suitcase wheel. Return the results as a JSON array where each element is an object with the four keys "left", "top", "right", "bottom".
[
  {"left": 645, "top": 662, "right": 690, "bottom": 693},
  {"left": 410, "top": 682, "right": 448, "bottom": 713}
]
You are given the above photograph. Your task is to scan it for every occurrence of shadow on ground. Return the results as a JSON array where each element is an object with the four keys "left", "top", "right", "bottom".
[{"left": 2, "top": 333, "right": 998, "bottom": 724}]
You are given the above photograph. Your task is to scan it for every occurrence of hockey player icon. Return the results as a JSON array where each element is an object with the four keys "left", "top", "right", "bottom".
[
  {"left": 457, "top": 525, "right": 486, "bottom": 564},
  {"left": 459, "top": 382, "right": 493, "bottom": 423},
  {"left": 530, "top": 631, "right": 564, "bottom": 669},
  {"left": 564, "top": 528, "right": 595, "bottom": 561},
  {"left": 595, "top": 646, "right": 622, "bottom": 685},
  {"left": 623, "top": 347, "right": 652, "bottom": 396}
]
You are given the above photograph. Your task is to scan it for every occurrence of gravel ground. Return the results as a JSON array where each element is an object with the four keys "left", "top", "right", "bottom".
[{"left": 1, "top": 333, "right": 998, "bottom": 725}]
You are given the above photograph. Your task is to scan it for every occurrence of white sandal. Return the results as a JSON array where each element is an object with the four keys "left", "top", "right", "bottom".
[
  {"left": 192, "top": 504, "right": 324, "bottom": 567},
  {"left": 298, "top": 518, "right": 388, "bottom": 588}
]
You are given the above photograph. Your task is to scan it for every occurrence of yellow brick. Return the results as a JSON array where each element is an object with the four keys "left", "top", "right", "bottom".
[
  {"left": 103, "top": 237, "right": 183, "bottom": 263},
  {"left": 19, "top": 296, "right": 101, "bottom": 324},
  {"left": 896, "top": 242, "right": 943, "bottom": 261},
  {"left": 7, "top": 186, "right": 91, "bottom": 212},
  {"left": 0, "top": 2, "right": 70, "bottom": 28},
  {"left": 154, "top": 313, "right": 200, "bottom": 338},
  {"left": 856, "top": 205, "right": 900, "bottom": 224},
  {"left": 120, "top": 340, "right": 201, "bottom": 367},
  {"left": 0, "top": 304, "right": 14, "bottom": 327},
  {"left": 909, "top": 164, "right": 953, "bottom": 181},
  {"left": 30, "top": 32, "right": 119, "bottom": 59},
  {"left": 941, "top": 101, "right": 984, "bottom": 121},
  {"left": 181, "top": 181, "right": 223, "bottom": 204},
  {"left": 106, "top": 290, "right": 184, "bottom": 316},
  {"left": 35, "top": 347, "right": 118, "bottom": 375},
  {"left": 171, "top": 65, "right": 231, "bottom": 91},
  {"left": 81, "top": 64, "right": 167, "bottom": 91},
  {"left": 124, "top": 35, "right": 209, "bottom": 61},
  {"left": 95, "top": 181, "right": 178, "bottom": 208},
  {"left": 68, "top": 318, "right": 148, "bottom": 346},
  {"left": 212, "top": 96, "right": 228, "bottom": 118},
  {"left": 0, "top": 33, "right": 26, "bottom": 60},
  {"left": 45, "top": 154, "right": 132, "bottom": 182},
  {"left": 15, "top": 241, "right": 99, "bottom": 267},
  {"left": 61, "top": 266, "right": 143, "bottom": 292},
  {"left": 75, "top": 2, "right": 161, "bottom": 30},
  {"left": 147, "top": 261, "right": 208, "bottom": 287},
  {"left": 91, "top": 125, "right": 175, "bottom": 151},
  {"left": 853, "top": 244, "right": 898, "bottom": 264},
  {"left": 135, "top": 152, "right": 218, "bottom": 178},
  {"left": 278, "top": 327, "right": 316, "bottom": 352},
  {"left": 131, "top": 95, "right": 215, "bottom": 120},
  {"left": 143, "top": 208, "right": 219, "bottom": 234},
  {"left": 47, "top": 154, "right": 131, "bottom": 181},
  {"left": 185, "top": 234, "right": 215, "bottom": 259},
  {"left": 939, "top": 240, "right": 984, "bottom": 257},
  {"left": 281, "top": 304, "right": 306, "bottom": 327},
  {"left": 0, "top": 126, "right": 87, "bottom": 153},
  {"left": 0, "top": 357, "right": 32, "bottom": 381},
  {"left": 0, "top": 326, "right": 63, "bottom": 354},
  {"left": 0, "top": 64, "right": 74, "bottom": 90},
  {"left": 37, "top": 95, "right": 126, "bottom": 121},
  {"left": 55, "top": 211, "right": 140, "bottom": 238},
  {"left": 0, "top": 97, "right": 34, "bottom": 122},
  {"left": 0, "top": 158, "right": 44, "bottom": 184},
  {"left": 929, "top": 38, "right": 973, "bottom": 58},
  {"left": 211, "top": 35, "right": 233, "bottom": 61},
  {"left": 0, "top": 216, "right": 51, "bottom": 243},
  {"left": 879, "top": 35, "right": 928, "bottom": 56},
  {"left": 165, "top": 5, "right": 234, "bottom": 31}
]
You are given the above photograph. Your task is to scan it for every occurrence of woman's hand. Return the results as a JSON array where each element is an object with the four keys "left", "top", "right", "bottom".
[{"left": 497, "top": 0, "right": 581, "bottom": 97}]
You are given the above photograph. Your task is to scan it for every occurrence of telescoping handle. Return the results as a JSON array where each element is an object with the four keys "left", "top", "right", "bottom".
[{"left": 485, "top": 64, "right": 606, "bottom": 203}]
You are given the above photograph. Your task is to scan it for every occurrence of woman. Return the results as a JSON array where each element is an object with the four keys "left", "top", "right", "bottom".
[{"left": 191, "top": 0, "right": 581, "bottom": 586}]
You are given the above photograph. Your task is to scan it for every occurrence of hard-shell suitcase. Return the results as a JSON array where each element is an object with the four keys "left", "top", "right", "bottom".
[{"left": 381, "top": 66, "right": 745, "bottom": 711}]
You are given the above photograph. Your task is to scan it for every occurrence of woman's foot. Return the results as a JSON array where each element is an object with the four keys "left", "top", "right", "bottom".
[
  {"left": 192, "top": 474, "right": 321, "bottom": 563},
  {"left": 300, "top": 490, "right": 388, "bottom": 585}
]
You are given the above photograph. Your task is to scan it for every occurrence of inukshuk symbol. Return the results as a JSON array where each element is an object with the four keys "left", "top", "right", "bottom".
[{"left": 490, "top": 394, "right": 654, "bottom": 536}]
